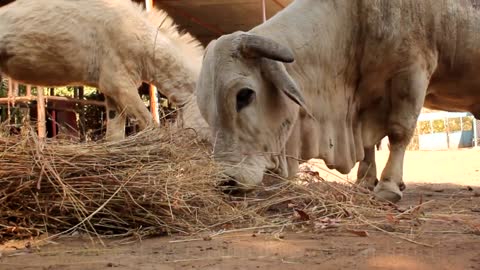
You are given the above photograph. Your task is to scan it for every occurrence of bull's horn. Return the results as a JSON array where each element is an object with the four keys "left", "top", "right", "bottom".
[
  {"left": 261, "top": 59, "right": 313, "bottom": 118},
  {"left": 235, "top": 33, "right": 295, "bottom": 63}
]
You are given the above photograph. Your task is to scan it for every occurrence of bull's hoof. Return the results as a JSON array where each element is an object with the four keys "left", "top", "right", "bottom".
[
  {"left": 375, "top": 189, "right": 402, "bottom": 203},
  {"left": 374, "top": 181, "right": 403, "bottom": 203}
]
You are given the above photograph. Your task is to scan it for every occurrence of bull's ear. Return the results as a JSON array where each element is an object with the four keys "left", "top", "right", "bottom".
[
  {"left": 234, "top": 33, "right": 294, "bottom": 63},
  {"left": 261, "top": 59, "right": 309, "bottom": 113}
]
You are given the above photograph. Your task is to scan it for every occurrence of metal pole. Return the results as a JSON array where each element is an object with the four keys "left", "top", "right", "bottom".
[
  {"left": 262, "top": 0, "right": 267, "bottom": 22},
  {"left": 7, "top": 78, "right": 12, "bottom": 122},
  {"left": 445, "top": 116, "right": 450, "bottom": 148},
  {"left": 78, "top": 86, "right": 86, "bottom": 142},
  {"left": 50, "top": 88, "right": 56, "bottom": 138},
  {"left": 145, "top": 0, "right": 160, "bottom": 125},
  {"left": 474, "top": 118, "right": 479, "bottom": 147},
  {"left": 25, "top": 85, "right": 32, "bottom": 125},
  {"left": 12, "top": 81, "right": 19, "bottom": 125}
]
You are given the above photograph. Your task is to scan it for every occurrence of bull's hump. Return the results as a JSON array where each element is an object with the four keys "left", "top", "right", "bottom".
[{"left": 465, "top": 0, "right": 480, "bottom": 9}]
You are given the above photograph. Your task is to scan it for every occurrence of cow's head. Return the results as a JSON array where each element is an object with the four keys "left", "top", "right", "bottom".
[{"left": 196, "top": 31, "right": 308, "bottom": 191}]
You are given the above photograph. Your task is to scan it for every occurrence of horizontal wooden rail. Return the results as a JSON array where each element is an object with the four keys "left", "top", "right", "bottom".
[{"left": 0, "top": 96, "right": 105, "bottom": 107}]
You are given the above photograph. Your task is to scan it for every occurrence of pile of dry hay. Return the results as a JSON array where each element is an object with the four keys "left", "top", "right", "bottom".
[{"left": 0, "top": 124, "right": 394, "bottom": 243}]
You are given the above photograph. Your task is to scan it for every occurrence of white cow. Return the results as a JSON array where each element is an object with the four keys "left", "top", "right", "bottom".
[
  {"left": 195, "top": 0, "right": 480, "bottom": 202},
  {"left": 0, "top": 0, "right": 205, "bottom": 140}
]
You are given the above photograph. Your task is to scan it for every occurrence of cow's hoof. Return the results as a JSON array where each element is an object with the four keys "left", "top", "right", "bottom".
[{"left": 374, "top": 181, "right": 403, "bottom": 203}]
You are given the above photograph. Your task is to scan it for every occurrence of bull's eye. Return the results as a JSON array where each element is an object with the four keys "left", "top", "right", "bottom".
[{"left": 236, "top": 88, "right": 255, "bottom": 112}]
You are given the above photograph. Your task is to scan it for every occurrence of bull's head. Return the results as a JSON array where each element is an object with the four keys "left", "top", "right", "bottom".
[{"left": 196, "top": 31, "right": 308, "bottom": 192}]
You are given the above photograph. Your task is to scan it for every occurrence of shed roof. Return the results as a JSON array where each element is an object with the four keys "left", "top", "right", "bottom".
[
  {"left": 150, "top": 0, "right": 292, "bottom": 45},
  {"left": 0, "top": 0, "right": 292, "bottom": 46}
]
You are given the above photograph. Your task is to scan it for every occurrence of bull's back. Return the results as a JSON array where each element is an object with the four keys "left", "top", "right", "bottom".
[
  {"left": 426, "top": 0, "right": 480, "bottom": 116},
  {"left": 358, "top": 0, "right": 480, "bottom": 115},
  {"left": 0, "top": 0, "right": 149, "bottom": 86}
]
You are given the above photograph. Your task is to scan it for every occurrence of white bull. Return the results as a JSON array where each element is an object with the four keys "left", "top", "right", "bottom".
[
  {"left": 195, "top": 0, "right": 480, "bottom": 202},
  {"left": 0, "top": 0, "right": 205, "bottom": 140}
]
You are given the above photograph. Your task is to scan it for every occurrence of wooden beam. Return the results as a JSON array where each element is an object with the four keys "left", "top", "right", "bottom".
[
  {"left": 37, "top": 87, "right": 46, "bottom": 139},
  {"left": 146, "top": 0, "right": 161, "bottom": 125},
  {"left": 0, "top": 96, "right": 105, "bottom": 107},
  {"left": 46, "top": 96, "right": 105, "bottom": 107},
  {"left": 149, "top": 85, "right": 160, "bottom": 124}
]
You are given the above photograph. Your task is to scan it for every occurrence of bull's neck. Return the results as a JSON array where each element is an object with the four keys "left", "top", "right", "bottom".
[
  {"left": 144, "top": 42, "right": 201, "bottom": 107},
  {"left": 248, "top": 0, "right": 363, "bottom": 172},
  {"left": 248, "top": 0, "right": 359, "bottom": 111}
]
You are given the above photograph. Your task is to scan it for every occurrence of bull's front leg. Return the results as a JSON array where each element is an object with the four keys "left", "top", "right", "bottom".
[
  {"left": 374, "top": 64, "right": 431, "bottom": 203},
  {"left": 105, "top": 96, "right": 127, "bottom": 141},
  {"left": 356, "top": 146, "right": 378, "bottom": 190}
]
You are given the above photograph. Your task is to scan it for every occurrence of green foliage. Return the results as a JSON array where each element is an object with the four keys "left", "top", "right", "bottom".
[
  {"left": 448, "top": 118, "right": 462, "bottom": 132},
  {"left": 82, "top": 90, "right": 106, "bottom": 141},
  {"left": 432, "top": 119, "right": 445, "bottom": 133},
  {"left": 0, "top": 79, "right": 7, "bottom": 96},
  {"left": 462, "top": 117, "right": 473, "bottom": 131},
  {"left": 0, "top": 80, "right": 97, "bottom": 98},
  {"left": 47, "top": 86, "right": 97, "bottom": 97},
  {"left": 418, "top": 116, "right": 474, "bottom": 134},
  {"left": 418, "top": 121, "right": 432, "bottom": 135}
]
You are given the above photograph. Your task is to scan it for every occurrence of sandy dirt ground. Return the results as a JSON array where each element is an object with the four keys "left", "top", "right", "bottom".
[{"left": 1, "top": 149, "right": 479, "bottom": 270}]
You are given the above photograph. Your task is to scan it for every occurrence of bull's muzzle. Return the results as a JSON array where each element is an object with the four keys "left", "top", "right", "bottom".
[{"left": 216, "top": 173, "right": 256, "bottom": 195}]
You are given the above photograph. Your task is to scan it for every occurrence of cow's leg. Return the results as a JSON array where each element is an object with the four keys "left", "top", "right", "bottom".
[
  {"left": 374, "top": 65, "right": 430, "bottom": 203},
  {"left": 356, "top": 146, "right": 378, "bottom": 190},
  {"left": 105, "top": 96, "right": 126, "bottom": 141},
  {"left": 112, "top": 89, "right": 154, "bottom": 131},
  {"left": 100, "top": 75, "right": 155, "bottom": 135}
]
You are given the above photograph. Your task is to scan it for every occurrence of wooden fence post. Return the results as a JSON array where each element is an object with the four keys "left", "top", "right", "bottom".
[
  {"left": 145, "top": 0, "right": 160, "bottom": 125},
  {"left": 7, "top": 78, "right": 12, "bottom": 122},
  {"left": 37, "top": 87, "right": 46, "bottom": 139}
]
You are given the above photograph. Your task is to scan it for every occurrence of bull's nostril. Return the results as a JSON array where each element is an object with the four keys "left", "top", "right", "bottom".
[
  {"left": 221, "top": 179, "right": 237, "bottom": 188},
  {"left": 217, "top": 175, "right": 240, "bottom": 194},
  {"left": 219, "top": 175, "right": 237, "bottom": 186}
]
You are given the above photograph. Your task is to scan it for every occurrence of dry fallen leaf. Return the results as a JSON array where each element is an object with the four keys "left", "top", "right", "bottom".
[
  {"left": 346, "top": 229, "right": 369, "bottom": 237},
  {"left": 314, "top": 218, "right": 341, "bottom": 230},
  {"left": 385, "top": 213, "right": 399, "bottom": 225},
  {"left": 294, "top": 208, "right": 310, "bottom": 221}
]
